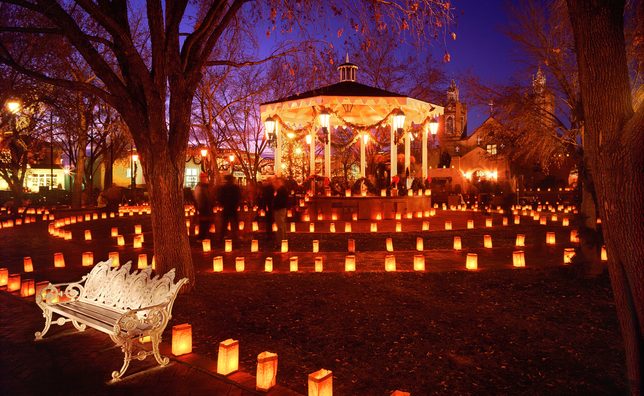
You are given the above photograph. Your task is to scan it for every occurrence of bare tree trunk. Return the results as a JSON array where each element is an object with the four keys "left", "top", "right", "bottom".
[
  {"left": 567, "top": 0, "right": 644, "bottom": 394},
  {"left": 145, "top": 155, "right": 194, "bottom": 288},
  {"left": 127, "top": 98, "right": 195, "bottom": 289},
  {"left": 579, "top": 164, "right": 602, "bottom": 275},
  {"left": 9, "top": 179, "right": 23, "bottom": 209}
]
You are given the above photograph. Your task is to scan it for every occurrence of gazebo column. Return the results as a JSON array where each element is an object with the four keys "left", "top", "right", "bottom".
[
  {"left": 390, "top": 123, "right": 397, "bottom": 179},
  {"left": 309, "top": 129, "right": 315, "bottom": 176},
  {"left": 275, "top": 122, "right": 282, "bottom": 177},
  {"left": 422, "top": 125, "right": 428, "bottom": 180},
  {"left": 360, "top": 132, "right": 366, "bottom": 178},
  {"left": 325, "top": 127, "right": 331, "bottom": 179}
]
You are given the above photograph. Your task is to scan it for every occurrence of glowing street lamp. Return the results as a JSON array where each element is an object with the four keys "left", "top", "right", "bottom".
[
  {"left": 429, "top": 117, "right": 439, "bottom": 135},
  {"left": 422, "top": 116, "right": 439, "bottom": 179},
  {"left": 393, "top": 110, "right": 406, "bottom": 132},
  {"left": 319, "top": 109, "right": 330, "bottom": 131},
  {"left": 7, "top": 101, "right": 20, "bottom": 113},
  {"left": 264, "top": 116, "right": 276, "bottom": 143}
]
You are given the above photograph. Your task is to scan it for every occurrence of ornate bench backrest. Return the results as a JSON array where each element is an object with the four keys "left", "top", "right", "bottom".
[{"left": 80, "top": 259, "right": 186, "bottom": 312}]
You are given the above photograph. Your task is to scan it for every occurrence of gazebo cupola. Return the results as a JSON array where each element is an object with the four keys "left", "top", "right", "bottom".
[{"left": 337, "top": 53, "right": 358, "bottom": 82}]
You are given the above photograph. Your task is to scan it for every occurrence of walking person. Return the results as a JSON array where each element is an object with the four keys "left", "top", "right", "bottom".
[
  {"left": 262, "top": 178, "right": 275, "bottom": 240},
  {"left": 273, "top": 178, "right": 289, "bottom": 247},
  {"left": 218, "top": 175, "right": 241, "bottom": 241},
  {"left": 194, "top": 173, "right": 214, "bottom": 242},
  {"left": 106, "top": 183, "right": 122, "bottom": 214}
]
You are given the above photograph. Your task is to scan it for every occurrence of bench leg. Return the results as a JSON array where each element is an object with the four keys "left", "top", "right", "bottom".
[
  {"left": 35, "top": 309, "right": 53, "bottom": 340},
  {"left": 151, "top": 334, "right": 169, "bottom": 366},
  {"left": 111, "top": 341, "right": 133, "bottom": 381}
]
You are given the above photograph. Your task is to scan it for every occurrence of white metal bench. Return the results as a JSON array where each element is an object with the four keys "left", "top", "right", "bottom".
[{"left": 35, "top": 259, "right": 188, "bottom": 381}]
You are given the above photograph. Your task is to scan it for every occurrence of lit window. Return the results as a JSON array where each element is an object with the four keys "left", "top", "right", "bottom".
[
  {"left": 486, "top": 144, "right": 497, "bottom": 155},
  {"left": 185, "top": 168, "right": 198, "bottom": 188}
]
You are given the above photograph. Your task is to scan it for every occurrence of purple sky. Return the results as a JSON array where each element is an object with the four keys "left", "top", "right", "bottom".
[{"left": 183, "top": 1, "right": 520, "bottom": 133}]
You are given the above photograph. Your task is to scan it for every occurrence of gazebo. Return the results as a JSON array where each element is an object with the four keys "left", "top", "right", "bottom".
[{"left": 260, "top": 55, "right": 442, "bottom": 182}]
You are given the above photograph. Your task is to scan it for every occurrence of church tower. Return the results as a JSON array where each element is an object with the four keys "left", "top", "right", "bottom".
[
  {"left": 532, "top": 66, "right": 555, "bottom": 128},
  {"left": 441, "top": 78, "right": 468, "bottom": 139}
]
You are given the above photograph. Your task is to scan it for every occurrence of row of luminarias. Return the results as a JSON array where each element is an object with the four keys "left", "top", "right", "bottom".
[
  {"left": 0, "top": 207, "right": 144, "bottom": 297},
  {"left": 169, "top": 325, "right": 407, "bottom": 395},
  {"left": 0, "top": 230, "right": 607, "bottom": 297},
  {"left": 3, "top": 228, "right": 606, "bottom": 295},
  {"left": 0, "top": 197, "right": 589, "bottom": 231},
  {"left": 42, "top": 207, "right": 577, "bottom": 248},
  {"left": 208, "top": 245, "right": 600, "bottom": 274},
  {"left": 4, "top": 196, "right": 581, "bottom": 232}
]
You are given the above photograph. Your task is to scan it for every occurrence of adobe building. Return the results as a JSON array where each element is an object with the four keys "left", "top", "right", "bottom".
[{"left": 426, "top": 67, "right": 558, "bottom": 197}]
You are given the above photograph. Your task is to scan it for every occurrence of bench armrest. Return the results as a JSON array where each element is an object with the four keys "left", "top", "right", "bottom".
[
  {"left": 36, "top": 282, "right": 85, "bottom": 308},
  {"left": 114, "top": 305, "right": 170, "bottom": 337}
]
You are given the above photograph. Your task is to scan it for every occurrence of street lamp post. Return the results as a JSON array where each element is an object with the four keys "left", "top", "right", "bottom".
[
  {"left": 131, "top": 149, "right": 138, "bottom": 205},
  {"left": 109, "top": 132, "right": 113, "bottom": 188},
  {"left": 264, "top": 116, "right": 280, "bottom": 177},
  {"left": 229, "top": 154, "right": 234, "bottom": 176},
  {"left": 360, "top": 132, "right": 368, "bottom": 178},
  {"left": 50, "top": 109, "right": 54, "bottom": 202},
  {"left": 392, "top": 110, "right": 406, "bottom": 183},
  {"left": 320, "top": 110, "right": 330, "bottom": 179},
  {"left": 424, "top": 117, "right": 439, "bottom": 180}
]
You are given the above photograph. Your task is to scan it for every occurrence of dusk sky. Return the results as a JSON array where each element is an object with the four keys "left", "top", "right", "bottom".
[
  {"left": 322, "top": 0, "right": 522, "bottom": 132},
  {"left": 443, "top": 0, "right": 519, "bottom": 131}
]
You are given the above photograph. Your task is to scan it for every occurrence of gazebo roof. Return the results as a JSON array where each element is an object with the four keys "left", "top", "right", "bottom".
[
  {"left": 260, "top": 82, "right": 441, "bottom": 126},
  {"left": 260, "top": 56, "right": 442, "bottom": 127},
  {"left": 261, "top": 81, "right": 406, "bottom": 106}
]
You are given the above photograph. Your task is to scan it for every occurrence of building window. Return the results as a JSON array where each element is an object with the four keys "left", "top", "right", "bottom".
[
  {"left": 460, "top": 116, "right": 464, "bottom": 134},
  {"left": 185, "top": 168, "right": 198, "bottom": 188},
  {"left": 28, "top": 173, "right": 58, "bottom": 188},
  {"left": 446, "top": 116, "right": 454, "bottom": 134},
  {"left": 486, "top": 144, "right": 497, "bottom": 155}
]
